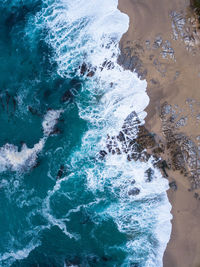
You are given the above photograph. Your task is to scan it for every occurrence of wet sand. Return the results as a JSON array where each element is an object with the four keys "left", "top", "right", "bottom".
[{"left": 118, "top": 0, "right": 200, "bottom": 266}]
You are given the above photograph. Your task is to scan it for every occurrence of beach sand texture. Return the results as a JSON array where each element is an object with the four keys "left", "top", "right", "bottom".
[{"left": 118, "top": 0, "right": 200, "bottom": 266}]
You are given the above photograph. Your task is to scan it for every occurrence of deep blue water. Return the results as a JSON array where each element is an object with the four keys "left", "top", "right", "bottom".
[{"left": 0, "top": 1, "right": 171, "bottom": 266}]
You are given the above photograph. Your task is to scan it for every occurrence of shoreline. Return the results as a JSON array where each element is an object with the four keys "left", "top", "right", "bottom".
[{"left": 118, "top": 0, "right": 200, "bottom": 266}]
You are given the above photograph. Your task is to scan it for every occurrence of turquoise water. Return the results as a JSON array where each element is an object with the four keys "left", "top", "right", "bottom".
[{"left": 0, "top": 1, "right": 171, "bottom": 266}]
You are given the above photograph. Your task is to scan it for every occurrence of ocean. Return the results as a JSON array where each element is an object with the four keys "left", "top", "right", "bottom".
[{"left": 0, "top": 0, "right": 172, "bottom": 266}]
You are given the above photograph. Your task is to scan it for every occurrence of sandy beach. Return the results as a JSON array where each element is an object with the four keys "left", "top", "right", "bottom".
[{"left": 118, "top": 0, "right": 200, "bottom": 266}]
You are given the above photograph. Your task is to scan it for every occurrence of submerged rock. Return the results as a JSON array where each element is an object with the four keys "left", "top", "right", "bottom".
[
  {"left": 28, "top": 106, "right": 41, "bottom": 116},
  {"left": 62, "top": 90, "right": 73, "bottom": 103}
]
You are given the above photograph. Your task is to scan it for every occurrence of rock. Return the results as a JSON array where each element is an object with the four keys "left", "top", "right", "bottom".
[
  {"left": 153, "top": 35, "right": 163, "bottom": 49},
  {"left": 101, "top": 60, "right": 114, "bottom": 70},
  {"left": 135, "top": 126, "right": 156, "bottom": 149},
  {"left": 80, "top": 62, "right": 87, "bottom": 75},
  {"left": 56, "top": 165, "right": 65, "bottom": 179},
  {"left": 131, "top": 179, "right": 136, "bottom": 185},
  {"left": 117, "top": 47, "right": 147, "bottom": 79},
  {"left": 116, "top": 148, "right": 121, "bottom": 155},
  {"left": 194, "top": 192, "right": 199, "bottom": 199},
  {"left": 145, "top": 168, "right": 155, "bottom": 182},
  {"left": 102, "top": 256, "right": 110, "bottom": 262},
  {"left": 117, "top": 131, "right": 125, "bottom": 142},
  {"left": 62, "top": 90, "right": 73, "bottom": 102},
  {"left": 50, "top": 127, "right": 61, "bottom": 136},
  {"left": 169, "top": 181, "right": 177, "bottom": 191},
  {"left": 99, "top": 150, "right": 107, "bottom": 159},
  {"left": 127, "top": 154, "right": 131, "bottom": 161},
  {"left": 28, "top": 106, "right": 41, "bottom": 116},
  {"left": 87, "top": 70, "right": 95, "bottom": 77},
  {"left": 155, "top": 160, "right": 169, "bottom": 177},
  {"left": 161, "top": 40, "right": 175, "bottom": 60},
  {"left": 128, "top": 187, "right": 140, "bottom": 196}
]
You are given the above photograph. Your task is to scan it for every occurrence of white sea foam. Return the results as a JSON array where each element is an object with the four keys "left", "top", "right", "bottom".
[
  {"left": 39, "top": 0, "right": 172, "bottom": 265},
  {"left": 42, "top": 174, "right": 80, "bottom": 240},
  {"left": 0, "top": 109, "right": 62, "bottom": 172},
  {"left": 42, "top": 109, "right": 63, "bottom": 136},
  {"left": 0, "top": 240, "right": 41, "bottom": 266},
  {"left": 0, "top": 139, "right": 45, "bottom": 172}
]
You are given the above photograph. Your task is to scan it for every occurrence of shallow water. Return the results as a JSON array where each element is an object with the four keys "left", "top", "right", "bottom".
[{"left": 0, "top": 1, "right": 171, "bottom": 266}]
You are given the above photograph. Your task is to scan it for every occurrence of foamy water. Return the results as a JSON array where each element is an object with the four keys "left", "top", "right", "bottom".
[
  {"left": 0, "top": 0, "right": 172, "bottom": 266},
  {"left": 0, "top": 109, "right": 62, "bottom": 172},
  {"left": 37, "top": 0, "right": 172, "bottom": 265}
]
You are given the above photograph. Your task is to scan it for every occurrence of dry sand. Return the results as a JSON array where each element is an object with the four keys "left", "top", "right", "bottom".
[{"left": 118, "top": 0, "right": 200, "bottom": 266}]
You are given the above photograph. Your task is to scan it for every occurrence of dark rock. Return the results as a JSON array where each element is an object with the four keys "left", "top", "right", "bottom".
[
  {"left": 111, "top": 150, "right": 115, "bottom": 155},
  {"left": 131, "top": 179, "right": 136, "bottom": 185},
  {"left": 62, "top": 90, "right": 73, "bottom": 102},
  {"left": 117, "top": 131, "right": 125, "bottom": 142},
  {"left": 28, "top": 106, "right": 41, "bottom": 116},
  {"left": 128, "top": 187, "right": 140, "bottom": 196},
  {"left": 80, "top": 62, "right": 87, "bottom": 75},
  {"left": 99, "top": 150, "right": 107, "bottom": 159},
  {"left": 56, "top": 165, "right": 65, "bottom": 179},
  {"left": 194, "top": 192, "right": 199, "bottom": 199},
  {"left": 169, "top": 181, "right": 177, "bottom": 191},
  {"left": 33, "top": 160, "right": 40, "bottom": 169},
  {"left": 102, "top": 256, "right": 109, "bottom": 262},
  {"left": 116, "top": 148, "right": 121, "bottom": 155},
  {"left": 135, "top": 126, "right": 156, "bottom": 149},
  {"left": 117, "top": 48, "right": 147, "bottom": 79},
  {"left": 131, "top": 152, "right": 140, "bottom": 161},
  {"left": 145, "top": 168, "right": 155, "bottom": 182},
  {"left": 102, "top": 60, "right": 114, "bottom": 70},
  {"left": 127, "top": 154, "right": 131, "bottom": 161},
  {"left": 155, "top": 160, "right": 169, "bottom": 177},
  {"left": 190, "top": 0, "right": 200, "bottom": 21},
  {"left": 87, "top": 70, "right": 95, "bottom": 77},
  {"left": 50, "top": 127, "right": 61, "bottom": 136}
]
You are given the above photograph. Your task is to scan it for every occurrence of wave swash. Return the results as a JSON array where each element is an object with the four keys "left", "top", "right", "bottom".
[{"left": 0, "top": 0, "right": 172, "bottom": 266}]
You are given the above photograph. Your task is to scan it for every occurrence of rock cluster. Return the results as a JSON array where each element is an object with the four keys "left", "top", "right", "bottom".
[
  {"left": 160, "top": 101, "right": 200, "bottom": 189},
  {"left": 117, "top": 46, "right": 147, "bottom": 79},
  {"left": 98, "top": 111, "right": 156, "bottom": 163},
  {"left": 170, "top": 8, "right": 200, "bottom": 51}
]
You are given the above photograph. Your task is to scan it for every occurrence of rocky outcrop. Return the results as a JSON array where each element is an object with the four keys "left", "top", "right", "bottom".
[
  {"left": 118, "top": 46, "right": 147, "bottom": 79},
  {"left": 160, "top": 101, "right": 200, "bottom": 189}
]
